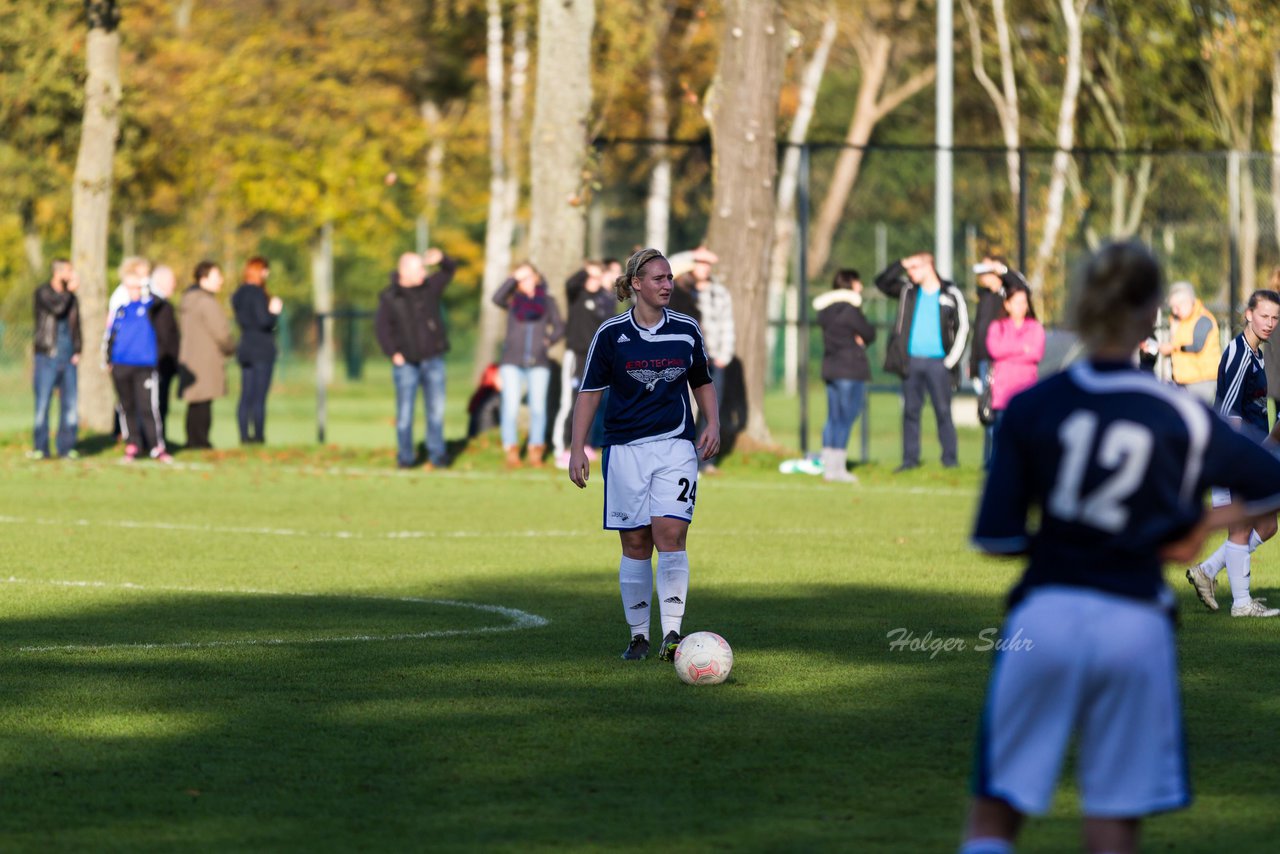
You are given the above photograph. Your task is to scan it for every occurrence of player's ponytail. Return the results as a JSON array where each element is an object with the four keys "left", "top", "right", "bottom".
[
  {"left": 615, "top": 247, "right": 666, "bottom": 303},
  {"left": 1071, "top": 240, "right": 1164, "bottom": 352}
]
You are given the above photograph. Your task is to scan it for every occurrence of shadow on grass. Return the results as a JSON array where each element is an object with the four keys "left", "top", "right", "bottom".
[{"left": 2, "top": 574, "right": 1272, "bottom": 851}]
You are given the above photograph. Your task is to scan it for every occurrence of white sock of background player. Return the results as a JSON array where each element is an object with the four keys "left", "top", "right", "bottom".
[
  {"left": 1199, "top": 529, "right": 1262, "bottom": 578},
  {"left": 1224, "top": 541, "right": 1254, "bottom": 608},
  {"left": 655, "top": 550, "right": 689, "bottom": 637}
]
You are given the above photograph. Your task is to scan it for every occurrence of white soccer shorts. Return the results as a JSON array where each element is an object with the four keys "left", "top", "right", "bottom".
[
  {"left": 602, "top": 438, "right": 699, "bottom": 530},
  {"left": 974, "top": 586, "right": 1190, "bottom": 818}
]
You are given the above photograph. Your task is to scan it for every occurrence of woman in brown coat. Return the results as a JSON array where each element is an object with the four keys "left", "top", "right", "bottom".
[{"left": 179, "top": 261, "right": 236, "bottom": 449}]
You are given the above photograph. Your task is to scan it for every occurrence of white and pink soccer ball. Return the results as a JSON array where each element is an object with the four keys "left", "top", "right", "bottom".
[{"left": 673, "top": 631, "right": 733, "bottom": 685}]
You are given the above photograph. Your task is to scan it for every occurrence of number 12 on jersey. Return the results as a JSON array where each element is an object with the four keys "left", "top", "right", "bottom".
[{"left": 1047, "top": 410, "right": 1154, "bottom": 533}]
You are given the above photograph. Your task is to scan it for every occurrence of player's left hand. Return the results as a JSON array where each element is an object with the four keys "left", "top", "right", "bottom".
[{"left": 696, "top": 425, "right": 720, "bottom": 461}]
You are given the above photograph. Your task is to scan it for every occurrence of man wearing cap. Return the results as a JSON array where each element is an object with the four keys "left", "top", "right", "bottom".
[{"left": 1158, "top": 281, "right": 1219, "bottom": 406}]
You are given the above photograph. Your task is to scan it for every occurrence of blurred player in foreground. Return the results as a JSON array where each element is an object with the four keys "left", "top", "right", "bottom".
[
  {"left": 961, "top": 241, "right": 1280, "bottom": 854},
  {"left": 568, "top": 248, "right": 720, "bottom": 662}
]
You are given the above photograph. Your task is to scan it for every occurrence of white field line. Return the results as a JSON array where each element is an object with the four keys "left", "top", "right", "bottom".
[
  {"left": 0, "top": 515, "right": 858, "bottom": 540},
  {"left": 51, "top": 458, "right": 977, "bottom": 498},
  {"left": 2, "top": 577, "right": 549, "bottom": 653}
]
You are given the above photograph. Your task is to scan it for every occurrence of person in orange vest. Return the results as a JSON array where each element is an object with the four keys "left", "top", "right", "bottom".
[{"left": 1158, "top": 281, "right": 1219, "bottom": 405}]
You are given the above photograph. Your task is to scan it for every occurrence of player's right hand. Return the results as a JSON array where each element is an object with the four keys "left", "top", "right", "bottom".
[{"left": 568, "top": 448, "right": 590, "bottom": 488}]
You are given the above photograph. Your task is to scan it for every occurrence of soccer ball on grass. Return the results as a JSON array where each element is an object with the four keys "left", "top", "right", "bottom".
[{"left": 673, "top": 631, "right": 733, "bottom": 685}]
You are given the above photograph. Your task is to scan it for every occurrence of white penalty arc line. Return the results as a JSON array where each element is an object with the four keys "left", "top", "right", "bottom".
[{"left": 2, "top": 577, "right": 549, "bottom": 654}]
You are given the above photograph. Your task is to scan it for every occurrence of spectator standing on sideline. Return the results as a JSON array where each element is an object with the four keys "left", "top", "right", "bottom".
[
  {"left": 554, "top": 261, "right": 615, "bottom": 466},
  {"left": 493, "top": 262, "right": 565, "bottom": 468},
  {"left": 814, "top": 269, "right": 876, "bottom": 483},
  {"left": 179, "top": 261, "right": 236, "bottom": 450},
  {"left": 374, "top": 248, "right": 457, "bottom": 469},
  {"left": 232, "top": 257, "right": 284, "bottom": 444},
  {"left": 682, "top": 248, "right": 734, "bottom": 475},
  {"left": 107, "top": 258, "right": 171, "bottom": 463},
  {"left": 970, "top": 256, "right": 1014, "bottom": 464},
  {"left": 31, "top": 260, "right": 81, "bottom": 460},
  {"left": 984, "top": 279, "right": 1045, "bottom": 466},
  {"left": 1156, "top": 281, "right": 1219, "bottom": 406},
  {"left": 875, "top": 252, "right": 969, "bottom": 472},
  {"left": 148, "top": 265, "right": 181, "bottom": 449}
]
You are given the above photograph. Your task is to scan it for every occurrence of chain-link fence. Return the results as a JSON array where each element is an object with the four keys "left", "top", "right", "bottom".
[{"left": 3, "top": 143, "right": 1278, "bottom": 404}]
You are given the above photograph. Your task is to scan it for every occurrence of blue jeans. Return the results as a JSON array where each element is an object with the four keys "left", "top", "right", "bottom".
[
  {"left": 822, "top": 379, "right": 865, "bottom": 449},
  {"left": 33, "top": 354, "right": 78, "bottom": 456},
  {"left": 499, "top": 364, "right": 551, "bottom": 448},
  {"left": 393, "top": 358, "right": 447, "bottom": 466}
]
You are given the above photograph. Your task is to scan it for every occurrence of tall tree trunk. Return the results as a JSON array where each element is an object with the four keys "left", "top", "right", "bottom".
[
  {"left": 174, "top": 0, "right": 194, "bottom": 35},
  {"left": 1242, "top": 154, "right": 1259, "bottom": 296},
  {"left": 644, "top": 0, "right": 673, "bottom": 252},
  {"left": 476, "top": 0, "right": 515, "bottom": 374},
  {"left": 807, "top": 30, "right": 935, "bottom": 276},
  {"left": 705, "top": 0, "right": 786, "bottom": 445},
  {"left": 72, "top": 2, "right": 122, "bottom": 434},
  {"left": 767, "top": 8, "right": 837, "bottom": 315},
  {"left": 528, "top": 0, "right": 594, "bottom": 310},
  {"left": 1028, "top": 0, "right": 1087, "bottom": 307},
  {"left": 1272, "top": 50, "right": 1280, "bottom": 257},
  {"left": 506, "top": 0, "right": 530, "bottom": 251},
  {"left": 960, "top": 0, "right": 1020, "bottom": 210}
]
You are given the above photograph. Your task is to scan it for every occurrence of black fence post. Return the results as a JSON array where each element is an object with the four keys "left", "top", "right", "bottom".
[
  {"left": 315, "top": 313, "right": 327, "bottom": 444},
  {"left": 797, "top": 143, "right": 811, "bottom": 456}
]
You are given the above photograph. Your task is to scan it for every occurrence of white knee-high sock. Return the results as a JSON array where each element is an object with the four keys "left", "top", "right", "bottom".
[
  {"left": 1224, "top": 541, "right": 1253, "bottom": 607},
  {"left": 1201, "top": 530, "right": 1263, "bottom": 578},
  {"left": 619, "top": 556, "right": 653, "bottom": 640},
  {"left": 655, "top": 550, "right": 690, "bottom": 636}
]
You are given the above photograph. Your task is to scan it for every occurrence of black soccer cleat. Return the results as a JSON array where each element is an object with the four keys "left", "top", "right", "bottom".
[
  {"left": 621, "top": 634, "right": 650, "bottom": 661},
  {"left": 657, "top": 630, "right": 682, "bottom": 662}
]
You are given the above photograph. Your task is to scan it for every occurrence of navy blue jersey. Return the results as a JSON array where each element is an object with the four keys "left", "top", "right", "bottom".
[
  {"left": 974, "top": 361, "right": 1280, "bottom": 607},
  {"left": 580, "top": 308, "right": 712, "bottom": 446},
  {"left": 1215, "top": 333, "right": 1269, "bottom": 437}
]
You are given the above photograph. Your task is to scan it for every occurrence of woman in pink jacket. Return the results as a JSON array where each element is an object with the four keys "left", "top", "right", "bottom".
[{"left": 985, "top": 281, "right": 1044, "bottom": 459}]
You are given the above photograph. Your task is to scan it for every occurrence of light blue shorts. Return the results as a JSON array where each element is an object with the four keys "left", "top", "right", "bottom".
[{"left": 974, "top": 586, "right": 1190, "bottom": 818}]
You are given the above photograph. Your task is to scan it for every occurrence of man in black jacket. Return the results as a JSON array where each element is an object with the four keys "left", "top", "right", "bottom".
[
  {"left": 552, "top": 261, "right": 617, "bottom": 464},
  {"left": 31, "top": 260, "right": 82, "bottom": 459},
  {"left": 875, "top": 253, "right": 970, "bottom": 471},
  {"left": 375, "top": 248, "right": 456, "bottom": 469}
]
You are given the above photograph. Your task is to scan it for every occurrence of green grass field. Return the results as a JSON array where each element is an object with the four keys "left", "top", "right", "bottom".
[{"left": 2, "top": 366, "right": 1279, "bottom": 852}]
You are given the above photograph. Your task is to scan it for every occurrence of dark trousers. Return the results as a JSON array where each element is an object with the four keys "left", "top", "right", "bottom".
[
  {"left": 902, "top": 356, "right": 957, "bottom": 467},
  {"left": 186, "top": 400, "right": 213, "bottom": 449},
  {"left": 237, "top": 360, "right": 274, "bottom": 443},
  {"left": 696, "top": 366, "right": 727, "bottom": 468},
  {"left": 112, "top": 364, "right": 162, "bottom": 452},
  {"left": 157, "top": 362, "right": 176, "bottom": 446}
]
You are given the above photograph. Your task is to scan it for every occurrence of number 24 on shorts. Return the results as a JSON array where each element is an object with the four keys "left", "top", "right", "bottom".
[{"left": 677, "top": 477, "right": 698, "bottom": 504}]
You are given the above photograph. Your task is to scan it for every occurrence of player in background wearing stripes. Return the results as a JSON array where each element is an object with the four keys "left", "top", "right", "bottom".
[
  {"left": 1184, "top": 289, "right": 1280, "bottom": 617},
  {"left": 568, "top": 248, "right": 720, "bottom": 662},
  {"left": 961, "top": 242, "right": 1280, "bottom": 854}
]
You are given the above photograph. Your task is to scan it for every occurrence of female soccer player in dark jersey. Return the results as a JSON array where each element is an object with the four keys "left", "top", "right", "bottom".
[
  {"left": 568, "top": 248, "right": 720, "bottom": 662},
  {"left": 960, "top": 242, "right": 1280, "bottom": 854}
]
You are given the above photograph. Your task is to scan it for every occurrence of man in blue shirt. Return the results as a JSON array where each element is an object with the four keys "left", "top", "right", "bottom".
[{"left": 875, "top": 253, "right": 970, "bottom": 471}]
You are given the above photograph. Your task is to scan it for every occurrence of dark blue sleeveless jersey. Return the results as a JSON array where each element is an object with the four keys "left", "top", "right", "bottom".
[
  {"left": 580, "top": 308, "right": 712, "bottom": 446},
  {"left": 974, "top": 361, "right": 1280, "bottom": 607},
  {"left": 1215, "top": 332, "right": 1269, "bottom": 438}
]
